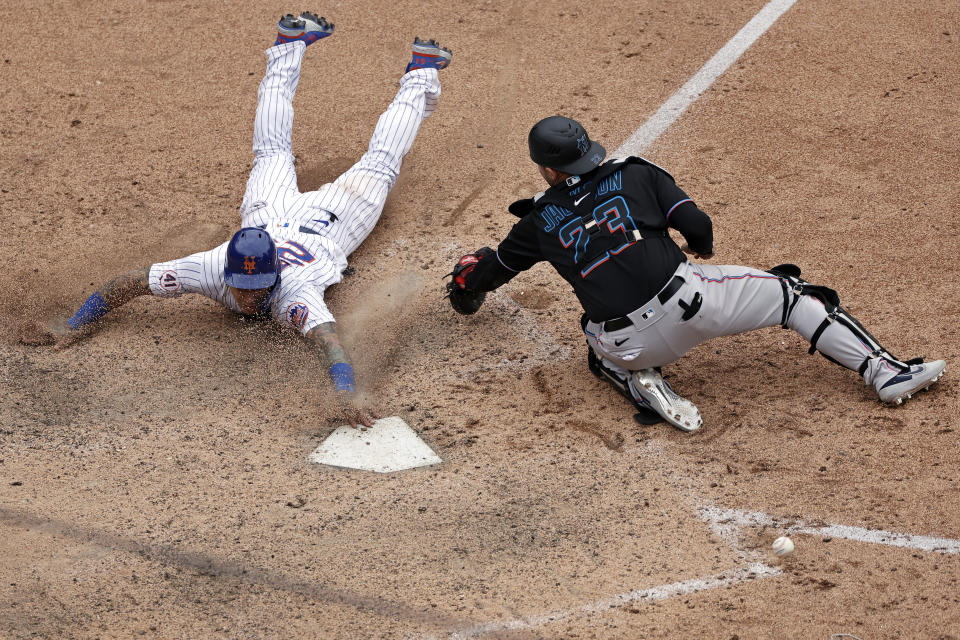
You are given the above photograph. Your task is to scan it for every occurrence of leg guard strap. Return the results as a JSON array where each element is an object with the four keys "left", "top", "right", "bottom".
[
  {"left": 768, "top": 264, "right": 799, "bottom": 328},
  {"left": 855, "top": 349, "right": 920, "bottom": 376},
  {"left": 808, "top": 308, "right": 911, "bottom": 373},
  {"left": 768, "top": 264, "right": 914, "bottom": 375},
  {"left": 767, "top": 264, "right": 833, "bottom": 328},
  {"left": 808, "top": 311, "right": 838, "bottom": 355},
  {"left": 775, "top": 277, "right": 790, "bottom": 328}
]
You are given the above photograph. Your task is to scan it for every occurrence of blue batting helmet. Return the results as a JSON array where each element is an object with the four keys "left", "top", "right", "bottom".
[{"left": 224, "top": 228, "right": 279, "bottom": 289}]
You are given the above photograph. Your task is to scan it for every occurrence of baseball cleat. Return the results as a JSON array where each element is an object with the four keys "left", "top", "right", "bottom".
[
  {"left": 628, "top": 369, "right": 703, "bottom": 433},
  {"left": 275, "top": 12, "right": 334, "bottom": 46},
  {"left": 587, "top": 348, "right": 664, "bottom": 424},
  {"left": 406, "top": 37, "right": 452, "bottom": 72},
  {"left": 876, "top": 359, "right": 946, "bottom": 405}
]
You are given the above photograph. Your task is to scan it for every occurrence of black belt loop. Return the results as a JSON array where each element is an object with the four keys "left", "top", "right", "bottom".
[
  {"left": 787, "top": 284, "right": 803, "bottom": 318},
  {"left": 857, "top": 352, "right": 878, "bottom": 376},
  {"left": 657, "top": 275, "right": 685, "bottom": 305},
  {"left": 603, "top": 316, "right": 633, "bottom": 332},
  {"left": 602, "top": 274, "right": 686, "bottom": 331}
]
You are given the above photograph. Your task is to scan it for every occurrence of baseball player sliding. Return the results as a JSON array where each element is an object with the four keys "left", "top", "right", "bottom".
[
  {"left": 21, "top": 12, "right": 453, "bottom": 428},
  {"left": 447, "top": 116, "right": 947, "bottom": 432}
]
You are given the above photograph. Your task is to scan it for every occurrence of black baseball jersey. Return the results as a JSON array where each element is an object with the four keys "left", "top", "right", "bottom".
[{"left": 465, "top": 157, "right": 713, "bottom": 321}]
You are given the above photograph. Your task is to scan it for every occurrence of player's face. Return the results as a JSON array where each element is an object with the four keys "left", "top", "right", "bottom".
[{"left": 229, "top": 286, "right": 270, "bottom": 315}]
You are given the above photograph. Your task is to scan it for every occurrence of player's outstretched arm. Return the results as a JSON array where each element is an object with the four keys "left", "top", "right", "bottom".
[
  {"left": 19, "top": 266, "right": 152, "bottom": 347},
  {"left": 305, "top": 322, "right": 378, "bottom": 429}
]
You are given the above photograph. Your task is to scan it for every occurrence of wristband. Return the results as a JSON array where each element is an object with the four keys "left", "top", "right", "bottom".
[
  {"left": 66, "top": 292, "right": 110, "bottom": 329},
  {"left": 329, "top": 362, "right": 356, "bottom": 393}
]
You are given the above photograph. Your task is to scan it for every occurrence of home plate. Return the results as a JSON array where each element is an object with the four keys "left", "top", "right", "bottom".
[{"left": 307, "top": 416, "right": 442, "bottom": 473}]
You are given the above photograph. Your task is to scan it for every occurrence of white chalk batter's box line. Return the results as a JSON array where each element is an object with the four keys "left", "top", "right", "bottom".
[
  {"left": 700, "top": 505, "right": 960, "bottom": 555},
  {"left": 432, "top": 506, "right": 960, "bottom": 639},
  {"left": 438, "top": 563, "right": 781, "bottom": 640}
]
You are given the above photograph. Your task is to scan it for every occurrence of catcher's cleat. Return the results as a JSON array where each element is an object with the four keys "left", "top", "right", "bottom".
[
  {"left": 275, "top": 12, "right": 334, "bottom": 46},
  {"left": 876, "top": 359, "right": 946, "bottom": 405},
  {"left": 587, "top": 347, "right": 663, "bottom": 424},
  {"left": 628, "top": 369, "right": 702, "bottom": 433},
  {"left": 406, "top": 37, "right": 452, "bottom": 72}
]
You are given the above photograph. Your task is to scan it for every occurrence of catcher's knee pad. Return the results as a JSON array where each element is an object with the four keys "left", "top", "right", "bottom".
[
  {"left": 766, "top": 264, "right": 912, "bottom": 374},
  {"left": 767, "top": 264, "right": 840, "bottom": 328}
]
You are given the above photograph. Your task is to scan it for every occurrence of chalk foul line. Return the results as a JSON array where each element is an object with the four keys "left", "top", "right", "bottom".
[
  {"left": 700, "top": 505, "right": 960, "bottom": 555},
  {"left": 435, "top": 504, "right": 960, "bottom": 639},
  {"left": 441, "top": 563, "right": 780, "bottom": 640},
  {"left": 614, "top": 0, "right": 799, "bottom": 157}
]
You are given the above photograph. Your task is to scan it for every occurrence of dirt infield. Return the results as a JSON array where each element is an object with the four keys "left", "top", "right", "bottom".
[{"left": 2, "top": 0, "right": 959, "bottom": 638}]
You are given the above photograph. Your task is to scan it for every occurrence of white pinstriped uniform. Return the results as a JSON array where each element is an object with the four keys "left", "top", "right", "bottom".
[{"left": 147, "top": 40, "right": 441, "bottom": 334}]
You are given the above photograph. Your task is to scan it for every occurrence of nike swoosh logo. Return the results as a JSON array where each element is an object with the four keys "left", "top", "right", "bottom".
[
  {"left": 614, "top": 337, "right": 629, "bottom": 346},
  {"left": 311, "top": 219, "right": 331, "bottom": 228},
  {"left": 574, "top": 193, "right": 591, "bottom": 206}
]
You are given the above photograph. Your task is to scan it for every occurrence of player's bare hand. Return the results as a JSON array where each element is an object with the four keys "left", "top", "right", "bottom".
[
  {"left": 680, "top": 243, "right": 714, "bottom": 260},
  {"left": 18, "top": 319, "right": 81, "bottom": 349},
  {"left": 335, "top": 392, "right": 378, "bottom": 429}
]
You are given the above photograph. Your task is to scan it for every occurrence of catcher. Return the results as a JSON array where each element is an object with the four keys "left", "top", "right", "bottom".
[{"left": 446, "top": 115, "right": 946, "bottom": 432}]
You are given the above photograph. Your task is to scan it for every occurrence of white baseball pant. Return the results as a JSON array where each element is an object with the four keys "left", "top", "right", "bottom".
[
  {"left": 585, "top": 260, "right": 904, "bottom": 389},
  {"left": 239, "top": 40, "right": 441, "bottom": 257}
]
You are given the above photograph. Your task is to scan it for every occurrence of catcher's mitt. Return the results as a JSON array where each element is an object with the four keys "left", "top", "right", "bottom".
[{"left": 446, "top": 247, "right": 493, "bottom": 315}]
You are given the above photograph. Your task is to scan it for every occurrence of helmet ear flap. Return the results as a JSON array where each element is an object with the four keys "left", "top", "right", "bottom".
[{"left": 224, "top": 228, "right": 279, "bottom": 289}]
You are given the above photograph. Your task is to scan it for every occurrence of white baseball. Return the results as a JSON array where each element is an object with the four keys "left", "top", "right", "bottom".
[{"left": 772, "top": 536, "right": 795, "bottom": 556}]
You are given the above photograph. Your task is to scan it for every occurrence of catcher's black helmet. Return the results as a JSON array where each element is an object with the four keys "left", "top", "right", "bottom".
[{"left": 528, "top": 115, "right": 606, "bottom": 175}]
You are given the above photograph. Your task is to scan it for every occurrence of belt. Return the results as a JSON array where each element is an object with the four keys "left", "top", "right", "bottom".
[
  {"left": 299, "top": 212, "right": 338, "bottom": 235},
  {"left": 602, "top": 275, "right": 688, "bottom": 331},
  {"left": 254, "top": 224, "right": 328, "bottom": 235}
]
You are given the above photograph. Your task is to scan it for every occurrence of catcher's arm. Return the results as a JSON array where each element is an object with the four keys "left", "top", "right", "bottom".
[
  {"left": 446, "top": 212, "right": 541, "bottom": 314},
  {"left": 305, "top": 321, "right": 377, "bottom": 428},
  {"left": 19, "top": 266, "right": 152, "bottom": 347},
  {"left": 671, "top": 204, "right": 713, "bottom": 259},
  {"left": 657, "top": 171, "right": 713, "bottom": 259}
]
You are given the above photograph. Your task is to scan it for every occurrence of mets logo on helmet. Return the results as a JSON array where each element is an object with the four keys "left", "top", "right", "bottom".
[
  {"left": 286, "top": 302, "right": 309, "bottom": 330},
  {"left": 243, "top": 256, "right": 257, "bottom": 273},
  {"left": 159, "top": 270, "right": 181, "bottom": 292}
]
